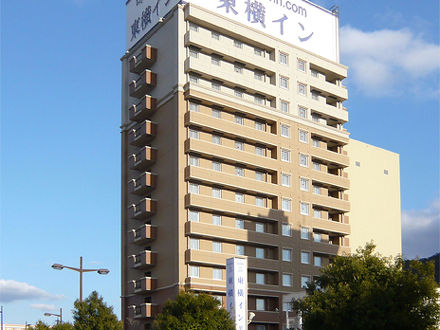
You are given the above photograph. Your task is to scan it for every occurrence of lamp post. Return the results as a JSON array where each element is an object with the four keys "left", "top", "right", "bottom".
[
  {"left": 44, "top": 308, "right": 63, "bottom": 324},
  {"left": 51, "top": 256, "right": 109, "bottom": 301}
]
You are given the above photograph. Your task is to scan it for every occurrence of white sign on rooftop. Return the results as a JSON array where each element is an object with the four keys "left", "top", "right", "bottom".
[{"left": 126, "top": 0, "right": 340, "bottom": 62}]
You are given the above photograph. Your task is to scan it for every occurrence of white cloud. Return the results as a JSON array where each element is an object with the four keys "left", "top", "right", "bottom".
[
  {"left": 402, "top": 199, "right": 440, "bottom": 259},
  {"left": 31, "top": 304, "right": 57, "bottom": 311},
  {"left": 0, "top": 280, "right": 63, "bottom": 303},
  {"left": 340, "top": 26, "right": 440, "bottom": 97}
]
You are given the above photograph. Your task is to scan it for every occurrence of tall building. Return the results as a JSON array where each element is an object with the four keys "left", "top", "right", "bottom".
[{"left": 121, "top": 1, "right": 399, "bottom": 329}]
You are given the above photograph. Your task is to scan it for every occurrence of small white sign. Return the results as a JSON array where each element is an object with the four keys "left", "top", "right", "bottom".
[{"left": 226, "top": 257, "right": 247, "bottom": 330}]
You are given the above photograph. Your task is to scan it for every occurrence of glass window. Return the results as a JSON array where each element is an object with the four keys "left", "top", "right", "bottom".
[
  {"left": 281, "top": 148, "right": 290, "bottom": 162},
  {"left": 211, "top": 54, "right": 221, "bottom": 66},
  {"left": 281, "top": 124, "right": 290, "bottom": 137},
  {"left": 256, "top": 298, "right": 265, "bottom": 311},
  {"left": 211, "top": 31, "right": 220, "bottom": 39},
  {"left": 282, "top": 274, "right": 292, "bottom": 287},
  {"left": 236, "top": 245, "right": 245, "bottom": 255},
  {"left": 235, "top": 141, "right": 244, "bottom": 150},
  {"left": 301, "top": 251, "right": 310, "bottom": 264},
  {"left": 254, "top": 95, "right": 264, "bottom": 104},
  {"left": 255, "top": 121, "right": 265, "bottom": 131},
  {"left": 255, "top": 171, "right": 265, "bottom": 182},
  {"left": 236, "top": 219, "right": 244, "bottom": 229},
  {"left": 190, "top": 238, "right": 199, "bottom": 250},
  {"left": 256, "top": 197, "right": 265, "bottom": 208},
  {"left": 255, "top": 222, "right": 265, "bottom": 232},
  {"left": 254, "top": 47, "right": 263, "bottom": 56},
  {"left": 189, "top": 129, "right": 199, "bottom": 139},
  {"left": 312, "top": 114, "right": 320, "bottom": 123},
  {"left": 256, "top": 247, "right": 265, "bottom": 259},
  {"left": 212, "top": 135, "right": 221, "bottom": 145},
  {"left": 282, "top": 198, "right": 291, "bottom": 212},
  {"left": 234, "top": 115, "right": 244, "bottom": 125},
  {"left": 282, "top": 173, "right": 291, "bottom": 187},
  {"left": 212, "top": 108, "right": 221, "bottom": 118},
  {"left": 213, "top": 268, "right": 222, "bottom": 280},
  {"left": 312, "top": 139, "right": 320, "bottom": 147},
  {"left": 212, "top": 241, "right": 222, "bottom": 253},
  {"left": 189, "top": 46, "right": 199, "bottom": 58},
  {"left": 189, "top": 22, "right": 199, "bottom": 31},
  {"left": 189, "top": 183, "right": 199, "bottom": 194},
  {"left": 313, "top": 162, "right": 321, "bottom": 171},
  {"left": 314, "top": 233, "right": 322, "bottom": 242},
  {"left": 314, "top": 256, "right": 322, "bottom": 267},
  {"left": 211, "top": 80, "right": 221, "bottom": 91},
  {"left": 300, "top": 202, "right": 309, "bottom": 215},
  {"left": 314, "top": 209, "right": 322, "bottom": 219},
  {"left": 190, "top": 265, "right": 199, "bottom": 278},
  {"left": 212, "top": 187, "right": 222, "bottom": 198},
  {"left": 256, "top": 273, "right": 265, "bottom": 285},
  {"left": 254, "top": 70, "right": 264, "bottom": 81},
  {"left": 212, "top": 214, "right": 222, "bottom": 226},
  {"left": 234, "top": 88, "right": 244, "bottom": 98},
  {"left": 280, "top": 76, "right": 289, "bottom": 89},
  {"left": 282, "top": 223, "right": 291, "bottom": 236},
  {"left": 189, "top": 155, "right": 199, "bottom": 166},
  {"left": 301, "top": 276, "right": 310, "bottom": 289},
  {"left": 189, "top": 73, "right": 199, "bottom": 83},
  {"left": 311, "top": 69, "right": 319, "bottom": 77},
  {"left": 255, "top": 146, "right": 265, "bottom": 156},
  {"left": 234, "top": 40, "right": 243, "bottom": 48},
  {"left": 300, "top": 178, "right": 309, "bottom": 191},
  {"left": 283, "top": 302, "right": 292, "bottom": 312},
  {"left": 234, "top": 63, "right": 244, "bottom": 74},
  {"left": 312, "top": 91, "right": 320, "bottom": 100},
  {"left": 235, "top": 166, "right": 244, "bottom": 176},
  {"left": 297, "top": 58, "right": 306, "bottom": 72},
  {"left": 299, "top": 130, "right": 308, "bottom": 143},
  {"left": 189, "top": 101, "right": 199, "bottom": 112},
  {"left": 299, "top": 154, "right": 309, "bottom": 167},
  {"left": 280, "top": 100, "right": 289, "bottom": 113},
  {"left": 235, "top": 192, "right": 244, "bottom": 203},
  {"left": 189, "top": 210, "right": 199, "bottom": 222},
  {"left": 298, "top": 106, "right": 307, "bottom": 118},
  {"left": 301, "top": 227, "right": 309, "bottom": 240},
  {"left": 280, "top": 52, "right": 288, "bottom": 65},
  {"left": 298, "top": 82, "right": 307, "bottom": 95},
  {"left": 282, "top": 248, "right": 291, "bottom": 261},
  {"left": 212, "top": 161, "right": 222, "bottom": 172}
]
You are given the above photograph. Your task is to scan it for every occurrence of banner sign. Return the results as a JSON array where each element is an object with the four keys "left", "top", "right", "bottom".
[
  {"left": 126, "top": 0, "right": 339, "bottom": 62},
  {"left": 226, "top": 257, "right": 247, "bottom": 330}
]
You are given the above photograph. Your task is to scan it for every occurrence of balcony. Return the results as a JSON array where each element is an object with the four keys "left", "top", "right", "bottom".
[
  {"left": 129, "top": 250, "right": 157, "bottom": 269},
  {"left": 129, "top": 70, "right": 157, "bottom": 99},
  {"left": 312, "top": 193, "right": 350, "bottom": 213},
  {"left": 128, "top": 198, "right": 157, "bottom": 219},
  {"left": 128, "top": 96, "right": 157, "bottom": 122},
  {"left": 128, "top": 146, "right": 157, "bottom": 170},
  {"left": 128, "top": 121, "right": 157, "bottom": 147},
  {"left": 129, "top": 45, "right": 157, "bottom": 74},
  {"left": 128, "top": 172, "right": 157, "bottom": 195},
  {"left": 129, "top": 224, "right": 157, "bottom": 244},
  {"left": 309, "top": 217, "right": 350, "bottom": 236},
  {"left": 129, "top": 277, "right": 157, "bottom": 293},
  {"left": 311, "top": 145, "right": 349, "bottom": 168},
  {"left": 131, "top": 303, "right": 158, "bottom": 319}
]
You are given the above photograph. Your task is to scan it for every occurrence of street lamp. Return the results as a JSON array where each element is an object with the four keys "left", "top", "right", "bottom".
[
  {"left": 51, "top": 256, "right": 109, "bottom": 301},
  {"left": 44, "top": 308, "right": 62, "bottom": 324}
]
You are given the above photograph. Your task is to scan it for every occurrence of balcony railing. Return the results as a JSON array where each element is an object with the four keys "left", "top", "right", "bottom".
[
  {"left": 128, "top": 96, "right": 157, "bottom": 122},
  {"left": 129, "top": 70, "right": 157, "bottom": 98},
  {"left": 128, "top": 121, "right": 157, "bottom": 147},
  {"left": 128, "top": 172, "right": 157, "bottom": 195},
  {"left": 129, "top": 45, "right": 157, "bottom": 73},
  {"left": 130, "top": 303, "right": 158, "bottom": 319},
  {"left": 128, "top": 146, "right": 157, "bottom": 170},
  {"left": 129, "top": 277, "right": 157, "bottom": 293},
  {"left": 128, "top": 198, "right": 157, "bottom": 219},
  {"left": 129, "top": 224, "right": 157, "bottom": 244},
  {"left": 129, "top": 250, "right": 157, "bottom": 269}
]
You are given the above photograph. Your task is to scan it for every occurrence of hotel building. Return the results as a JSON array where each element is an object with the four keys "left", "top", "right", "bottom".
[{"left": 120, "top": 1, "right": 401, "bottom": 329}]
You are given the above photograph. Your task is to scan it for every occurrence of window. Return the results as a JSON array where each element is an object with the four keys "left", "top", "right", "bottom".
[
  {"left": 256, "top": 273, "right": 265, "bottom": 285},
  {"left": 189, "top": 22, "right": 199, "bottom": 31},
  {"left": 211, "top": 80, "right": 221, "bottom": 91},
  {"left": 283, "top": 302, "right": 292, "bottom": 312},
  {"left": 280, "top": 100, "right": 289, "bottom": 113},
  {"left": 298, "top": 82, "right": 307, "bottom": 96},
  {"left": 255, "top": 121, "right": 265, "bottom": 131},
  {"left": 234, "top": 63, "right": 244, "bottom": 74},
  {"left": 212, "top": 214, "right": 222, "bottom": 226},
  {"left": 211, "top": 54, "right": 221, "bottom": 66},
  {"left": 234, "top": 88, "right": 244, "bottom": 98},
  {"left": 313, "top": 162, "right": 321, "bottom": 171},
  {"left": 211, "top": 31, "right": 220, "bottom": 39},
  {"left": 212, "top": 187, "right": 222, "bottom": 199},
  {"left": 300, "top": 178, "right": 309, "bottom": 191},
  {"left": 212, "top": 108, "right": 221, "bottom": 118},
  {"left": 282, "top": 173, "right": 291, "bottom": 187},
  {"left": 189, "top": 129, "right": 199, "bottom": 139},
  {"left": 254, "top": 47, "right": 263, "bottom": 56},
  {"left": 235, "top": 166, "right": 244, "bottom": 176},
  {"left": 256, "top": 247, "right": 265, "bottom": 259},
  {"left": 236, "top": 219, "right": 244, "bottom": 229},
  {"left": 234, "top": 40, "right": 243, "bottom": 48},
  {"left": 189, "top": 101, "right": 199, "bottom": 112},
  {"left": 282, "top": 223, "right": 291, "bottom": 236},
  {"left": 212, "top": 241, "right": 222, "bottom": 253},
  {"left": 212, "top": 134, "right": 221, "bottom": 145},
  {"left": 282, "top": 248, "right": 292, "bottom": 261},
  {"left": 256, "top": 298, "right": 265, "bottom": 311},
  {"left": 314, "top": 256, "right": 322, "bottom": 267},
  {"left": 254, "top": 94, "right": 264, "bottom": 104},
  {"left": 297, "top": 58, "right": 306, "bottom": 72},
  {"left": 280, "top": 52, "right": 288, "bottom": 65},
  {"left": 189, "top": 210, "right": 199, "bottom": 222},
  {"left": 384, "top": 169, "right": 389, "bottom": 175},
  {"left": 281, "top": 124, "right": 290, "bottom": 137},
  {"left": 255, "top": 222, "right": 265, "bottom": 232},
  {"left": 189, "top": 155, "right": 199, "bottom": 166},
  {"left": 314, "top": 233, "right": 322, "bottom": 242},
  {"left": 234, "top": 141, "right": 244, "bottom": 150},
  {"left": 212, "top": 161, "right": 222, "bottom": 172},
  {"left": 213, "top": 268, "right": 222, "bottom": 280},
  {"left": 255, "top": 146, "right": 265, "bottom": 156},
  {"left": 255, "top": 171, "right": 265, "bottom": 182},
  {"left": 189, "top": 265, "right": 200, "bottom": 278},
  {"left": 298, "top": 106, "right": 307, "bottom": 119},
  {"left": 235, "top": 192, "right": 244, "bottom": 203},
  {"left": 301, "top": 227, "right": 309, "bottom": 240},
  {"left": 312, "top": 91, "right": 320, "bottom": 100},
  {"left": 281, "top": 148, "right": 290, "bottom": 162},
  {"left": 281, "top": 198, "right": 291, "bottom": 212},
  {"left": 236, "top": 245, "right": 245, "bottom": 255},
  {"left": 256, "top": 197, "right": 265, "bottom": 208},
  {"left": 234, "top": 115, "right": 244, "bottom": 125},
  {"left": 189, "top": 73, "right": 199, "bottom": 83},
  {"left": 314, "top": 209, "right": 322, "bottom": 219},
  {"left": 282, "top": 274, "right": 292, "bottom": 287},
  {"left": 190, "top": 238, "right": 199, "bottom": 250},
  {"left": 254, "top": 70, "right": 264, "bottom": 81},
  {"left": 280, "top": 76, "right": 289, "bottom": 89},
  {"left": 301, "top": 276, "right": 310, "bottom": 288},
  {"left": 299, "top": 130, "right": 308, "bottom": 143},
  {"left": 311, "top": 69, "right": 319, "bottom": 77},
  {"left": 189, "top": 46, "right": 199, "bottom": 58},
  {"left": 189, "top": 183, "right": 199, "bottom": 194},
  {"left": 301, "top": 251, "right": 310, "bottom": 264},
  {"left": 312, "top": 139, "right": 320, "bottom": 147},
  {"left": 300, "top": 202, "right": 309, "bottom": 215},
  {"left": 355, "top": 161, "right": 361, "bottom": 167},
  {"left": 299, "top": 154, "right": 309, "bottom": 167},
  {"left": 312, "top": 114, "right": 320, "bottom": 123}
]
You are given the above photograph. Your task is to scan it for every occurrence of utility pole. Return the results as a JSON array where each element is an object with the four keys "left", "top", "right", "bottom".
[{"left": 1, "top": 306, "right": 3, "bottom": 330}]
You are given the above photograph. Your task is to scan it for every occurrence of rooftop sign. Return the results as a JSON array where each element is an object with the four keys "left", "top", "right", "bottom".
[{"left": 127, "top": 0, "right": 340, "bottom": 62}]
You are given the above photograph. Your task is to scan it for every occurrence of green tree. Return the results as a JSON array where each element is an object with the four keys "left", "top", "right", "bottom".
[
  {"left": 30, "top": 320, "right": 73, "bottom": 329},
  {"left": 73, "top": 291, "right": 122, "bottom": 330},
  {"left": 293, "top": 243, "right": 440, "bottom": 330},
  {"left": 154, "top": 291, "right": 235, "bottom": 330}
]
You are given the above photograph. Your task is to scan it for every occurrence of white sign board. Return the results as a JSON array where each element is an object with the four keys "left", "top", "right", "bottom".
[
  {"left": 226, "top": 257, "right": 247, "bottom": 330},
  {"left": 126, "top": 0, "right": 339, "bottom": 62}
]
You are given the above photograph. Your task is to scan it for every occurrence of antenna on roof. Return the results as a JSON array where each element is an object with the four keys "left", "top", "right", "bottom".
[{"left": 329, "top": 5, "right": 339, "bottom": 16}]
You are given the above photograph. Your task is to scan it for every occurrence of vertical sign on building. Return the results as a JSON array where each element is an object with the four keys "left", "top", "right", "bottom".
[{"left": 226, "top": 257, "right": 248, "bottom": 330}]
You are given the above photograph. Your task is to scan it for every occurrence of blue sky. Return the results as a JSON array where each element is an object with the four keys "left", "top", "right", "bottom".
[{"left": 1, "top": 0, "right": 439, "bottom": 325}]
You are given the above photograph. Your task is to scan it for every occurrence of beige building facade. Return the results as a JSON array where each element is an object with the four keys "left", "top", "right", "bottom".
[{"left": 120, "top": 2, "right": 400, "bottom": 329}]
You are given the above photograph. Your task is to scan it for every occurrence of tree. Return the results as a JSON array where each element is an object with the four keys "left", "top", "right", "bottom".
[
  {"left": 73, "top": 291, "right": 122, "bottom": 330},
  {"left": 30, "top": 320, "right": 73, "bottom": 329},
  {"left": 293, "top": 243, "right": 440, "bottom": 330},
  {"left": 153, "top": 291, "right": 235, "bottom": 330}
]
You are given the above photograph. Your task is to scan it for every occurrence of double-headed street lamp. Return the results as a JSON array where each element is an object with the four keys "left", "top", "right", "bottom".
[
  {"left": 44, "top": 308, "right": 63, "bottom": 324},
  {"left": 51, "top": 256, "right": 109, "bottom": 301}
]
